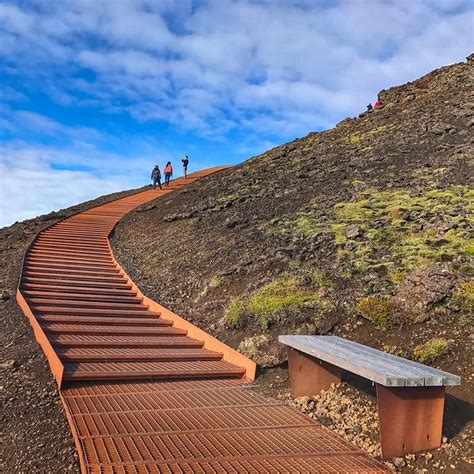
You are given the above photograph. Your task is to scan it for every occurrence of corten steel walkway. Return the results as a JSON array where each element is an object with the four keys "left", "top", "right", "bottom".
[{"left": 17, "top": 168, "right": 388, "bottom": 473}]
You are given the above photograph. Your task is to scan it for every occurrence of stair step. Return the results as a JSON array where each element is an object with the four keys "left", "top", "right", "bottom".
[
  {"left": 28, "top": 251, "right": 113, "bottom": 263},
  {"left": 33, "top": 242, "right": 109, "bottom": 253},
  {"left": 33, "top": 306, "right": 158, "bottom": 316},
  {"left": 36, "top": 315, "right": 168, "bottom": 325},
  {"left": 22, "top": 275, "right": 129, "bottom": 287},
  {"left": 42, "top": 323, "right": 186, "bottom": 335},
  {"left": 63, "top": 360, "right": 245, "bottom": 381},
  {"left": 57, "top": 347, "right": 222, "bottom": 362},
  {"left": 22, "top": 290, "right": 140, "bottom": 302},
  {"left": 25, "top": 265, "right": 121, "bottom": 276},
  {"left": 50, "top": 334, "right": 203, "bottom": 348},
  {"left": 37, "top": 234, "right": 107, "bottom": 244},
  {"left": 42, "top": 229, "right": 105, "bottom": 237},
  {"left": 27, "top": 258, "right": 117, "bottom": 269},
  {"left": 28, "top": 299, "right": 147, "bottom": 310},
  {"left": 21, "top": 282, "right": 135, "bottom": 294}
]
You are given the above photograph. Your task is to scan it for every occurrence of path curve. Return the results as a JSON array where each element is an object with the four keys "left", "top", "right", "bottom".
[{"left": 17, "top": 168, "right": 387, "bottom": 473}]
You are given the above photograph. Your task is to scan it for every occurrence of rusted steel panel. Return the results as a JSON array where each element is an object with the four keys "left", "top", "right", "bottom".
[{"left": 377, "top": 384, "right": 445, "bottom": 459}]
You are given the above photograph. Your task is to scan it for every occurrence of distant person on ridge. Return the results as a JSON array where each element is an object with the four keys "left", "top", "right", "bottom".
[
  {"left": 374, "top": 100, "right": 382, "bottom": 108},
  {"left": 366, "top": 103, "right": 373, "bottom": 111},
  {"left": 164, "top": 161, "right": 173, "bottom": 186},
  {"left": 181, "top": 155, "right": 189, "bottom": 178},
  {"left": 151, "top": 165, "right": 162, "bottom": 190}
]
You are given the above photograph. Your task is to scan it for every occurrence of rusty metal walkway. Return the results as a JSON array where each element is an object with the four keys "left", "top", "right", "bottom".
[{"left": 17, "top": 168, "right": 387, "bottom": 473}]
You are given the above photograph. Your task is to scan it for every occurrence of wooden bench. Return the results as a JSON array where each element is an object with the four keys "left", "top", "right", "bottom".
[{"left": 279, "top": 335, "right": 461, "bottom": 459}]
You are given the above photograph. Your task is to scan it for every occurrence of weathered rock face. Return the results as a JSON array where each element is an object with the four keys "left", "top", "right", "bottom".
[{"left": 393, "top": 265, "right": 457, "bottom": 322}]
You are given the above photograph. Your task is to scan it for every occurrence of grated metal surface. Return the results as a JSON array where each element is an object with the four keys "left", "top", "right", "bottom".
[
  {"left": 17, "top": 169, "right": 388, "bottom": 472},
  {"left": 61, "top": 381, "right": 387, "bottom": 473}
]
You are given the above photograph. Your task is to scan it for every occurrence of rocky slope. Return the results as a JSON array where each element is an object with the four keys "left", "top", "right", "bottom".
[{"left": 111, "top": 56, "right": 473, "bottom": 471}]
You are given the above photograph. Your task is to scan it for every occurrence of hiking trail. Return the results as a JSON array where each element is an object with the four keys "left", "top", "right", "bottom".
[{"left": 17, "top": 168, "right": 387, "bottom": 473}]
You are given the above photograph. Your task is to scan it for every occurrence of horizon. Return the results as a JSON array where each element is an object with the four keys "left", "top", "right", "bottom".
[{"left": 1, "top": 0, "right": 473, "bottom": 227}]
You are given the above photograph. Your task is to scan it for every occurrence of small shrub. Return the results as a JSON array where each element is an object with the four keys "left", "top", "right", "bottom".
[
  {"left": 224, "top": 273, "right": 321, "bottom": 329},
  {"left": 308, "top": 270, "right": 332, "bottom": 288},
  {"left": 247, "top": 274, "right": 320, "bottom": 329},
  {"left": 413, "top": 338, "right": 449, "bottom": 363},
  {"left": 356, "top": 295, "right": 394, "bottom": 329},
  {"left": 382, "top": 344, "right": 403, "bottom": 357},
  {"left": 225, "top": 300, "right": 246, "bottom": 326}
]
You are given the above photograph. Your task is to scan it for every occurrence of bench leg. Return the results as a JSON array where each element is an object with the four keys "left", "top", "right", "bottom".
[
  {"left": 287, "top": 348, "right": 341, "bottom": 398},
  {"left": 376, "top": 384, "right": 445, "bottom": 460}
]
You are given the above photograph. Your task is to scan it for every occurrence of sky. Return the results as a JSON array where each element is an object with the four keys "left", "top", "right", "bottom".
[{"left": 0, "top": 0, "right": 472, "bottom": 227}]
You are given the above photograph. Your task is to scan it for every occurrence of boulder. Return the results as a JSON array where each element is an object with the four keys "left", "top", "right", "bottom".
[
  {"left": 393, "top": 265, "right": 457, "bottom": 322},
  {"left": 237, "top": 334, "right": 287, "bottom": 368}
]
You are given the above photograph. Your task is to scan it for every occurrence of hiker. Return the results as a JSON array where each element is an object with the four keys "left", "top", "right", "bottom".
[
  {"left": 366, "top": 103, "right": 373, "bottom": 111},
  {"left": 164, "top": 161, "right": 173, "bottom": 186},
  {"left": 374, "top": 100, "right": 382, "bottom": 108},
  {"left": 182, "top": 155, "right": 189, "bottom": 178},
  {"left": 151, "top": 165, "right": 162, "bottom": 190}
]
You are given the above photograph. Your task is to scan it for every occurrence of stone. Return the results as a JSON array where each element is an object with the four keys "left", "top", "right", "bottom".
[
  {"left": 343, "top": 224, "right": 361, "bottom": 239},
  {"left": 393, "top": 264, "right": 457, "bottom": 322},
  {"left": 0, "top": 360, "right": 16, "bottom": 370},
  {"left": 237, "top": 334, "right": 287, "bottom": 368},
  {"left": 1, "top": 290, "right": 11, "bottom": 301},
  {"left": 224, "top": 214, "right": 243, "bottom": 228},
  {"left": 392, "top": 457, "right": 406, "bottom": 468}
]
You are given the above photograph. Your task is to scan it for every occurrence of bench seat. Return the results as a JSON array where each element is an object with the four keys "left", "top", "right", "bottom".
[{"left": 279, "top": 335, "right": 461, "bottom": 387}]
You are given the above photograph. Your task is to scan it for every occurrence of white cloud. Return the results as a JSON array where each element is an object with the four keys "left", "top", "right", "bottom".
[
  {"left": 2, "top": 0, "right": 471, "bottom": 138},
  {"left": 0, "top": 141, "right": 175, "bottom": 227},
  {"left": 0, "top": 0, "right": 472, "bottom": 225}
]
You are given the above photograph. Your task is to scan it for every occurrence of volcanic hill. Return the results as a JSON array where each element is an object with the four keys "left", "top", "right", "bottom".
[{"left": 1, "top": 55, "right": 473, "bottom": 472}]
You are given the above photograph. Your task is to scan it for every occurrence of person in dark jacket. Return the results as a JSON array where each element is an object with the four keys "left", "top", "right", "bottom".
[
  {"left": 151, "top": 165, "right": 162, "bottom": 190},
  {"left": 163, "top": 162, "right": 173, "bottom": 186},
  {"left": 181, "top": 155, "right": 189, "bottom": 178}
]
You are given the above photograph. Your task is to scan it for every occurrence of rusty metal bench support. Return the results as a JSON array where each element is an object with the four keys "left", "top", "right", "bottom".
[
  {"left": 287, "top": 347, "right": 446, "bottom": 460},
  {"left": 287, "top": 347, "right": 341, "bottom": 397},
  {"left": 376, "top": 384, "right": 445, "bottom": 459}
]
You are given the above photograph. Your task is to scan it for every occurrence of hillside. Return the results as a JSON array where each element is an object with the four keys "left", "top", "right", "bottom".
[
  {"left": 1, "top": 56, "right": 472, "bottom": 473},
  {"left": 111, "top": 56, "right": 473, "bottom": 471}
]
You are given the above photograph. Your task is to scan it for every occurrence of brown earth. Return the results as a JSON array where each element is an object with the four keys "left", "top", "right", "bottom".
[
  {"left": 0, "top": 186, "right": 150, "bottom": 473},
  {"left": 110, "top": 56, "right": 474, "bottom": 471}
]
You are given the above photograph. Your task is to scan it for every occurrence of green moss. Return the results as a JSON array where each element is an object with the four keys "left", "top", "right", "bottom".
[
  {"left": 413, "top": 338, "right": 449, "bottom": 363},
  {"left": 209, "top": 276, "right": 224, "bottom": 288},
  {"left": 309, "top": 270, "right": 332, "bottom": 288},
  {"left": 294, "top": 212, "right": 321, "bottom": 239},
  {"left": 349, "top": 124, "right": 395, "bottom": 144},
  {"left": 356, "top": 295, "right": 394, "bottom": 329},
  {"left": 225, "top": 300, "right": 246, "bottom": 326},
  {"left": 224, "top": 273, "right": 321, "bottom": 329},
  {"left": 326, "top": 185, "right": 471, "bottom": 275},
  {"left": 382, "top": 344, "right": 404, "bottom": 357},
  {"left": 218, "top": 193, "right": 240, "bottom": 204},
  {"left": 451, "top": 281, "right": 474, "bottom": 324}
]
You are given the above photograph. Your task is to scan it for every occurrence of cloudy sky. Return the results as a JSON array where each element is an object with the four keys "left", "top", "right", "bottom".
[{"left": 0, "top": 0, "right": 472, "bottom": 227}]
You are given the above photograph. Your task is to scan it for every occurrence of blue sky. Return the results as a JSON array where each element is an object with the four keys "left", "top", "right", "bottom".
[{"left": 0, "top": 0, "right": 473, "bottom": 227}]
